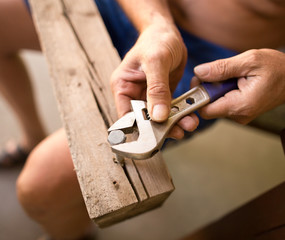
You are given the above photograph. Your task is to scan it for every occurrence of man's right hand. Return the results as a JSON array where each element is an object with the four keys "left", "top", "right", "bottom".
[{"left": 111, "top": 22, "right": 199, "bottom": 139}]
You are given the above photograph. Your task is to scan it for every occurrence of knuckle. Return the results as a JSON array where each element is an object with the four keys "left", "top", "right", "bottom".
[
  {"left": 110, "top": 73, "right": 127, "bottom": 95},
  {"left": 110, "top": 67, "right": 120, "bottom": 83},
  {"left": 245, "top": 49, "right": 263, "bottom": 63},
  {"left": 147, "top": 83, "right": 170, "bottom": 98},
  {"left": 144, "top": 47, "right": 172, "bottom": 66},
  {"left": 110, "top": 71, "right": 120, "bottom": 89},
  {"left": 145, "top": 51, "right": 166, "bottom": 64},
  {"left": 213, "top": 60, "right": 228, "bottom": 75}
]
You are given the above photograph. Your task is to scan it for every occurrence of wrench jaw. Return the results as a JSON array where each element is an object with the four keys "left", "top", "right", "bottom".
[
  {"left": 108, "top": 111, "right": 136, "bottom": 133},
  {"left": 110, "top": 134, "right": 158, "bottom": 160},
  {"left": 108, "top": 100, "right": 160, "bottom": 160}
]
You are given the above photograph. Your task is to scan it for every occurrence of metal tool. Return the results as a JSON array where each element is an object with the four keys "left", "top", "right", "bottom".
[{"left": 108, "top": 79, "right": 238, "bottom": 160}]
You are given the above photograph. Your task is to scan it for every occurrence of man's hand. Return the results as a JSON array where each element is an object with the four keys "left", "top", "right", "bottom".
[
  {"left": 111, "top": 23, "right": 199, "bottom": 139},
  {"left": 193, "top": 49, "right": 285, "bottom": 124}
]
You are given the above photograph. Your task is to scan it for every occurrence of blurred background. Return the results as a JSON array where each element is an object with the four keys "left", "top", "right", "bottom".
[{"left": 0, "top": 50, "right": 284, "bottom": 240}]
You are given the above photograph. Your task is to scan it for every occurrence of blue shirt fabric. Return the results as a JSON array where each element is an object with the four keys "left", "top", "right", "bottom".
[{"left": 24, "top": 0, "right": 238, "bottom": 132}]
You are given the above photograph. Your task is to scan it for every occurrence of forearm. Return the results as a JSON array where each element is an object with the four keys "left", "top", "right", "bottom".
[{"left": 116, "top": 0, "right": 174, "bottom": 32}]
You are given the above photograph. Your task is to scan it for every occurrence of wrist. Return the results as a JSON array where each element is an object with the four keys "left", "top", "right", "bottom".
[
  {"left": 138, "top": 19, "right": 180, "bottom": 43},
  {"left": 117, "top": 0, "right": 174, "bottom": 33},
  {"left": 139, "top": 12, "right": 175, "bottom": 33}
]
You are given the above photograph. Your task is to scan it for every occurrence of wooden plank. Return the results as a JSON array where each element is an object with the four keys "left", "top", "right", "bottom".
[
  {"left": 182, "top": 182, "right": 285, "bottom": 240},
  {"left": 28, "top": 0, "right": 138, "bottom": 220},
  {"left": 60, "top": 0, "right": 149, "bottom": 203},
  {"left": 62, "top": 0, "right": 174, "bottom": 203},
  {"left": 29, "top": 0, "right": 174, "bottom": 227},
  {"left": 61, "top": 0, "right": 119, "bottom": 124}
]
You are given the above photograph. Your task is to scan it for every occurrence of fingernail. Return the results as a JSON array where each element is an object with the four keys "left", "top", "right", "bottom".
[
  {"left": 194, "top": 64, "right": 210, "bottom": 77},
  {"left": 152, "top": 104, "right": 169, "bottom": 122}
]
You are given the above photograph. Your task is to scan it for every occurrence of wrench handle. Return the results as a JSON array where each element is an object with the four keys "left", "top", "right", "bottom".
[{"left": 201, "top": 78, "right": 238, "bottom": 103}]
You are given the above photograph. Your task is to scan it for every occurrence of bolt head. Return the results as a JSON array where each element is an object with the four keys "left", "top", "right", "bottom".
[{"left": 108, "top": 130, "right": 126, "bottom": 145}]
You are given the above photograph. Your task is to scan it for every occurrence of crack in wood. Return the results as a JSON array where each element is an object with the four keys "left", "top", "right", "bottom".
[
  {"left": 122, "top": 164, "right": 142, "bottom": 201},
  {"left": 59, "top": 1, "right": 152, "bottom": 202},
  {"left": 89, "top": 81, "right": 111, "bottom": 128},
  {"left": 132, "top": 159, "right": 150, "bottom": 199},
  {"left": 60, "top": 0, "right": 113, "bottom": 127}
]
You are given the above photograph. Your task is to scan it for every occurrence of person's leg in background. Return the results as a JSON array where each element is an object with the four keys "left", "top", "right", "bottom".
[
  {"left": 0, "top": 0, "right": 46, "bottom": 167},
  {"left": 17, "top": 129, "right": 94, "bottom": 240},
  {"left": 14, "top": 1, "right": 95, "bottom": 237}
]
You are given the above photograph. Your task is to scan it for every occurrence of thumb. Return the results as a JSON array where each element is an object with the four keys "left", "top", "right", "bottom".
[
  {"left": 144, "top": 61, "right": 171, "bottom": 122},
  {"left": 194, "top": 52, "right": 251, "bottom": 82}
]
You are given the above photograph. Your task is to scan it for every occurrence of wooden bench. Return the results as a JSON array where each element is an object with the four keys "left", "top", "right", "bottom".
[
  {"left": 181, "top": 130, "right": 285, "bottom": 240},
  {"left": 250, "top": 105, "right": 285, "bottom": 135}
]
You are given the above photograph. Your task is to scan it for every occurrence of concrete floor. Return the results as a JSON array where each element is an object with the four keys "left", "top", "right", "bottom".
[{"left": 0, "top": 51, "right": 284, "bottom": 240}]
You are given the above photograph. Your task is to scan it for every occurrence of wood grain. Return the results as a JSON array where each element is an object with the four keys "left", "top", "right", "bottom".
[{"left": 29, "top": 0, "right": 174, "bottom": 227}]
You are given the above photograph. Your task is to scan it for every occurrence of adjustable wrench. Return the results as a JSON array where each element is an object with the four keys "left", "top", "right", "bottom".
[{"left": 108, "top": 79, "right": 238, "bottom": 160}]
